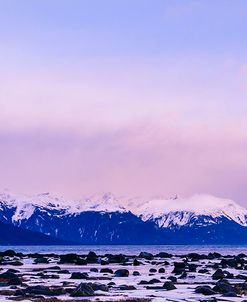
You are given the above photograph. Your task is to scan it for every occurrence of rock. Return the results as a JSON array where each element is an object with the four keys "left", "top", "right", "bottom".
[
  {"left": 156, "top": 252, "right": 172, "bottom": 258},
  {"left": 70, "top": 283, "right": 94, "bottom": 297},
  {"left": 118, "top": 285, "right": 136, "bottom": 290},
  {"left": 86, "top": 251, "right": 98, "bottom": 263},
  {"left": 222, "top": 292, "right": 238, "bottom": 297},
  {"left": 139, "top": 252, "right": 153, "bottom": 260},
  {"left": 212, "top": 269, "right": 225, "bottom": 280},
  {"left": 70, "top": 272, "right": 89, "bottom": 279},
  {"left": 208, "top": 252, "right": 222, "bottom": 259},
  {"left": 108, "top": 282, "right": 116, "bottom": 286},
  {"left": 59, "top": 253, "right": 79, "bottom": 264},
  {"left": 14, "top": 289, "right": 25, "bottom": 296},
  {"left": 118, "top": 284, "right": 136, "bottom": 290},
  {"left": 149, "top": 268, "right": 157, "bottom": 273},
  {"left": 5, "top": 261, "right": 23, "bottom": 266},
  {"left": 187, "top": 252, "right": 202, "bottom": 260},
  {"left": 133, "top": 259, "right": 141, "bottom": 266},
  {"left": 8, "top": 278, "right": 22, "bottom": 285},
  {"left": 232, "top": 283, "right": 247, "bottom": 296},
  {"left": 172, "top": 262, "right": 187, "bottom": 275},
  {"left": 107, "top": 254, "right": 126, "bottom": 263},
  {"left": 34, "top": 257, "right": 49, "bottom": 264},
  {"left": 76, "top": 259, "right": 88, "bottom": 265},
  {"left": 236, "top": 274, "right": 247, "bottom": 280},
  {"left": 178, "top": 271, "right": 187, "bottom": 279},
  {"left": 100, "top": 268, "right": 113, "bottom": 274},
  {"left": 198, "top": 269, "right": 209, "bottom": 274},
  {"left": 0, "top": 289, "right": 15, "bottom": 296},
  {"left": 139, "top": 280, "right": 149, "bottom": 285},
  {"left": 213, "top": 280, "right": 235, "bottom": 294},
  {"left": 148, "top": 278, "right": 161, "bottom": 284},
  {"left": 0, "top": 272, "right": 21, "bottom": 286},
  {"left": 6, "top": 269, "right": 19, "bottom": 274},
  {"left": 163, "top": 281, "right": 176, "bottom": 290},
  {"left": 1, "top": 250, "right": 16, "bottom": 257},
  {"left": 114, "top": 269, "right": 129, "bottom": 277},
  {"left": 146, "top": 285, "right": 164, "bottom": 290},
  {"left": 188, "top": 263, "right": 197, "bottom": 272},
  {"left": 195, "top": 286, "right": 217, "bottom": 296},
  {"left": 26, "top": 285, "right": 65, "bottom": 296},
  {"left": 223, "top": 270, "right": 234, "bottom": 279},
  {"left": 167, "top": 276, "right": 177, "bottom": 283},
  {"left": 58, "top": 269, "right": 70, "bottom": 274},
  {"left": 90, "top": 282, "right": 108, "bottom": 292}
]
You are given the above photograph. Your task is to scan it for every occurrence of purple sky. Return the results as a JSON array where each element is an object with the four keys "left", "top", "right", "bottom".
[{"left": 1, "top": 1, "right": 247, "bottom": 204}]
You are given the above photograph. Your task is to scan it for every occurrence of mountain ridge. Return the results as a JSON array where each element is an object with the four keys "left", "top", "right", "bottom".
[{"left": 0, "top": 191, "right": 247, "bottom": 244}]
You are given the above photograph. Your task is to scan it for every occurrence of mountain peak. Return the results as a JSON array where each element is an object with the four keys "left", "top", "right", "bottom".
[{"left": 132, "top": 194, "right": 247, "bottom": 227}]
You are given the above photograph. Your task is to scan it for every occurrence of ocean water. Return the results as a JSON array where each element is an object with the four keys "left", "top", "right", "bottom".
[{"left": 0, "top": 245, "right": 247, "bottom": 255}]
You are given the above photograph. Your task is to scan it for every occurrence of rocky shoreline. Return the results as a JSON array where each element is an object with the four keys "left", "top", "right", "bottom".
[{"left": 0, "top": 249, "right": 247, "bottom": 301}]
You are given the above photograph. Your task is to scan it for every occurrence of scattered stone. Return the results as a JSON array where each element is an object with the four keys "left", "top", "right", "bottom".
[
  {"left": 139, "top": 252, "right": 153, "bottom": 260},
  {"left": 70, "top": 283, "right": 94, "bottom": 297},
  {"left": 70, "top": 272, "right": 89, "bottom": 279},
  {"left": 114, "top": 269, "right": 129, "bottom": 277},
  {"left": 163, "top": 281, "right": 176, "bottom": 290},
  {"left": 195, "top": 286, "right": 217, "bottom": 296},
  {"left": 212, "top": 269, "right": 225, "bottom": 280},
  {"left": 118, "top": 285, "right": 136, "bottom": 290}
]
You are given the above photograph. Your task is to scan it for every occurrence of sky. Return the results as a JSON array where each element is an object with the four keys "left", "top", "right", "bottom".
[{"left": 0, "top": 0, "right": 247, "bottom": 204}]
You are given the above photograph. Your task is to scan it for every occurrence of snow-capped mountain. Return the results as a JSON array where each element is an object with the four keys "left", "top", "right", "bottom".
[
  {"left": 0, "top": 191, "right": 126, "bottom": 222},
  {"left": 131, "top": 194, "right": 247, "bottom": 228},
  {"left": 0, "top": 191, "right": 247, "bottom": 244}
]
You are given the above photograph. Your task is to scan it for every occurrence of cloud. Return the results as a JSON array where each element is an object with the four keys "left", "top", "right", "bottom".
[{"left": 0, "top": 121, "right": 247, "bottom": 204}]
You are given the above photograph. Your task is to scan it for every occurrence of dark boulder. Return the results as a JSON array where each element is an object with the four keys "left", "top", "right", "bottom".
[
  {"left": 163, "top": 281, "right": 176, "bottom": 290},
  {"left": 114, "top": 269, "right": 129, "bottom": 277},
  {"left": 133, "top": 259, "right": 141, "bottom": 266},
  {"left": 34, "top": 257, "right": 49, "bottom": 264},
  {"left": 26, "top": 285, "right": 65, "bottom": 296},
  {"left": 156, "top": 252, "right": 172, "bottom": 258},
  {"left": 86, "top": 251, "right": 98, "bottom": 263},
  {"left": 90, "top": 282, "right": 108, "bottom": 292},
  {"left": 149, "top": 268, "right": 157, "bottom": 273},
  {"left": 212, "top": 269, "right": 225, "bottom": 280},
  {"left": 100, "top": 268, "right": 113, "bottom": 274},
  {"left": 195, "top": 286, "right": 217, "bottom": 296},
  {"left": 213, "top": 280, "right": 235, "bottom": 294},
  {"left": 139, "top": 252, "right": 153, "bottom": 260},
  {"left": 70, "top": 283, "right": 94, "bottom": 297},
  {"left": 70, "top": 272, "right": 88, "bottom": 279},
  {"left": 118, "top": 285, "right": 136, "bottom": 290}
]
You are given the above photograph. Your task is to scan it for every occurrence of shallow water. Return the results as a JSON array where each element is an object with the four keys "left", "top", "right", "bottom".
[{"left": 1, "top": 244, "right": 247, "bottom": 255}]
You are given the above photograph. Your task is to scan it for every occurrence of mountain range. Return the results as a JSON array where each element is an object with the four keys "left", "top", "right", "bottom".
[{"left": 0, "top": 191, "right": 247, "bottom": 245}]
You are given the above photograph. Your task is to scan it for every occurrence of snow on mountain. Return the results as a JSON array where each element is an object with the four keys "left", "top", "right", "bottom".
[
  {"left": 131, "top": 194, "right": 247, "bottom": 228},
  {"left": 0, "top": 191, "right": 127, "bottom": 223},
  {"left": 0, "top": 191, "right": 247, "bottom": 228}
]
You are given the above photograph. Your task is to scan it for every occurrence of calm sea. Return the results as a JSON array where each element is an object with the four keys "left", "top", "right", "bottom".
[{"left": 0, "top": 245, "right": 247, "bottom": 255}]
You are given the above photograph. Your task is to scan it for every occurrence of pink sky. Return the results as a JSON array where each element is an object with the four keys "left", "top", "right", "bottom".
[{"left": 1, "top": 1, "right": 247, "bottom": 204}]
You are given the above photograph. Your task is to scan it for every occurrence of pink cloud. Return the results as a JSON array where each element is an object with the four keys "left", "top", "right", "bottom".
[{"left": 0, "top": 121, "right": 247, "bottom": 205}]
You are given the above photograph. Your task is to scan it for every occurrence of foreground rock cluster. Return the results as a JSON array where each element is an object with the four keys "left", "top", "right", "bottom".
[{"left": 0, "top": 249, "right": 247, "bottom": 301}]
